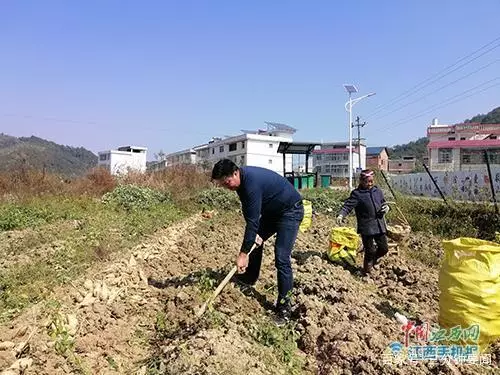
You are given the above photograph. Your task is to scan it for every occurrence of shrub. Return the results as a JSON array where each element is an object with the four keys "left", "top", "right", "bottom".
[
  {"left": 300, "top": 188, "right": 348, "bottom": 214},
  {"left": 394, "top": 197, "right": 499, "bottom": 241},
  {"left": 196, "top": 188, "right": 240, "bottom": 210},
  {"left": 102, "top": 184, "right": 171, "bottom": 211}
]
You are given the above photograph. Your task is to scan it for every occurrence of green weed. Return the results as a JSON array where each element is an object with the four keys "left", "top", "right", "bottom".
[
  {"left": 249, "top": 318, "right": 304, "bottom": 373},
  {"left": 48, "top": 313, "right": 75, "bottom": 355},
  {"left": 197, "top": 271, "right": 216, "bottom": 296}
]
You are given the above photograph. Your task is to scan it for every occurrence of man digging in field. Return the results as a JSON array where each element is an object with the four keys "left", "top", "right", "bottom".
[
  {"left": 336, "top": 169, "right": 390, "bottom": 275},
  {"left": 212, "top": 159, "right": 304, "bottom": 325}
]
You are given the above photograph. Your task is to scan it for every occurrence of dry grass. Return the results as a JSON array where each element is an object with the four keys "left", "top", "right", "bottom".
[
  {"left": 0, "top": 167, "right": 65, "bottom": 199},
  {"left": 0, "top": 164, "right": 211, "bottom": 204},
  {"left": 122, "top": 164, "right": 212, "bottom": 200}
]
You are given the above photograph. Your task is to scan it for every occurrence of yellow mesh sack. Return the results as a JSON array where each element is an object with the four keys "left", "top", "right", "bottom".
[
  {"left": 439, "top": 237, "right": 500, "bottom": 349},
  {"left": 327, "top": 227, "right": 360, "bottom": 266},
  {"left": 299, "top": 200, "right": 313, "bottom": 233}
]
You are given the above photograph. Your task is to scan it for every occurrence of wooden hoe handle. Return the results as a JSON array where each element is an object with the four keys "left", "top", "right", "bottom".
[{"left": 195, "top": 243, "right": 258, "bottom": 318}]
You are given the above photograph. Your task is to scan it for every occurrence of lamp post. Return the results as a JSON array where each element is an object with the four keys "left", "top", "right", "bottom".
[{"left": 343, "top": 84, "right": 376, "bottom": 189}]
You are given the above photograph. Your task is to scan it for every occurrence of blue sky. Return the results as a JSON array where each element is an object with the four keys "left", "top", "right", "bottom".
[{"left": 1, "top": 1, "right": 499, "bottom": 159}]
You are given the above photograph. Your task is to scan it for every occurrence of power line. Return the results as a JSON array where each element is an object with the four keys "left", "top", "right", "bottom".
[
  {"left": 378, "top": 78, "right": 500, "bottom": 132},
  {"left": 367, "top": 42, "right": 500, "bottom": 119},
  {"left": 365, "top": 35, "right": 500, "bottom": 118},
  {"left": 371, "top": 59, "right": 500, "bottom": 121}
]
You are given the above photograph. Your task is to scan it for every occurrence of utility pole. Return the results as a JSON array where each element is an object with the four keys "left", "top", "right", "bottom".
[{"left": 352, "top": 116, "right": 366, "bottom": 172}]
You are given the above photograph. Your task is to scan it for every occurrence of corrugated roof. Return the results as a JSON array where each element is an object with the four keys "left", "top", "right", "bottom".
[{"left": 366, "top": 146, "right": 387, "bottom": 156}]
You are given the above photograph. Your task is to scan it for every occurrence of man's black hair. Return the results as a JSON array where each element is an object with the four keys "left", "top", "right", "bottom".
[{"left": 211, "top": 159, "right": 239, "bottom": 180}]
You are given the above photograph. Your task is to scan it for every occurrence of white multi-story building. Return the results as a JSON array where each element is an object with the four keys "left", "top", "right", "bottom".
[
  {"left": 312, "top": 141, "right": 366, "bottom": 178},
  {"left": 162, "top": 122, "right": 295, "bottom": 175},
  {"left": 427, "top": 118, "right": 500, "bottom": 172},
  {"left": 97, "top": 145, "right": 147, "bottom": 175}
]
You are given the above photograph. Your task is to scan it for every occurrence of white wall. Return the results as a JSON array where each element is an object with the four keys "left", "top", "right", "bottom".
[
  {"left": 166, "top": 149, "right": 196, "bottom": 166},
  {"left": 130, "top": 151, "right": 147, "bottom": 172},
  {"left": 389, "top": 168, "right": 500, "bottom": 201},
  {"left": 199, "top": 134, "right": 292, "bottom": 175},
  {"left": 98, "top": 150, "right": 147, "bottom": 175},
  {"left": 246, "top": 136, "right": 292, "bottom": 175},
  {"left": 111, "top": 151, "right": 146, "bottom": 174},
  {"left": 163, "top": 132, "right": 295, "bottom": 175}
]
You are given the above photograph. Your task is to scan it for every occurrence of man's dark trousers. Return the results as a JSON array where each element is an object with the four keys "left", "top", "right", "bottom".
[{"left": 239, "top": 202, "right": 304, "bottom": 309}]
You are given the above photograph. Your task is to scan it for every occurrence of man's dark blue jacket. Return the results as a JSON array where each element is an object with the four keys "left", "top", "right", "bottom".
[
  {"left": 339, "top": 185, "right": 387, "bottom": 236},
  {"left": 236, "top": 166, "right": 302, "bottom": 253}
]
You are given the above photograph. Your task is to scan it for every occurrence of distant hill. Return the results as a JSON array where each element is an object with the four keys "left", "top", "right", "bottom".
[
  {"left": 464, "top": 106, "right": 500, "bottom": 124},
  {"left": 0, "top": 134, "right": 97, "bottom": 177}
]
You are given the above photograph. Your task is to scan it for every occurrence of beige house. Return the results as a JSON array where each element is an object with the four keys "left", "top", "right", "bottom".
[
  {"left": 427, "top": 119, "right": 500, "bottom": 172},
  {"left": 366, "top": 147, "right": 389, "bottom": 171}
]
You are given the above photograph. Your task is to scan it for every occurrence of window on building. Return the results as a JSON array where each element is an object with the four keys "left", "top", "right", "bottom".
[
  {"left": 316, "top": 166, "right": 322, "bottom": 173},
  {"left": 212, "top": 148, "right": 215, "bottom": 154},
  {"left": 461, "top": 149, "right": 499, "bottom": 164},
  {"left": 438, "top": 148, "right": 452, "bottom": 163},
  {"left": 99, "top": 154, "right": 108, "bottom": 161},
  {"left": 241, "top": 141, "right": 245, "bottom": 148},
  {"left": 448, "top": 137, "right": 455, "bottom": 141},
  {"left": 491, "top": 135, "right": 497, "bottom": 139},
  {"left": 488, "top": 149, "right": 500, "bottom": 163},
  {"left": 316, "top": 154, "right": 322, "bottom": 161},
  {"left": 269, "top": 143, "right": 273, "bottom": 148},
  {"left": 325, "top": 165, "right": 331, "bottom": 173},
  {"left": 460, "top": 137, "right": 466, "bottom": 140},
  {"left": 229, "top": 143, "right": 237, "bottom": 151},
  {"left": 268, "top": 159, "right": 272, "bottom": 164},
  {"left": 219, "top": 146, "right": 224, "bottom": 153}
]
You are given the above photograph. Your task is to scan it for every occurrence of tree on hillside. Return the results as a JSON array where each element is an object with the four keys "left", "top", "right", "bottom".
[
  {"left": 464, "top": 106, "right": 500, "bottom": 124},
  {"left": 480, "top": 106, "right": 500, "bottom": 124},
  {"left": 388, "top": 137, "right": 429, "bottom": 161}
]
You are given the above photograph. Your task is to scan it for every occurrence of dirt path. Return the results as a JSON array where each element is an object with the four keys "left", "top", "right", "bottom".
[{"left": 0, "top": 211, "right": 498, "bottom": 375}]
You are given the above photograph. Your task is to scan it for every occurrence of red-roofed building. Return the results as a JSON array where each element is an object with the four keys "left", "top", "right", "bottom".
[{"left": 427, "top": 119, "right": 500, "bottom": 172}]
